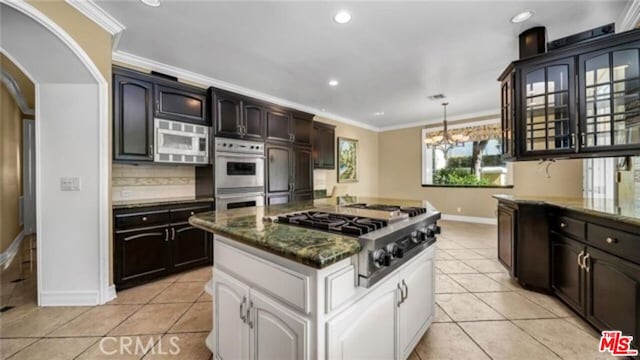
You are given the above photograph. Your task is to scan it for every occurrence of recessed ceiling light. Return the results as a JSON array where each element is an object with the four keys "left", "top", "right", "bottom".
[
  {"left": 511, "top": 10, "right": 534, "bottom": 23},
  {"left": 373, "top": 112, "right": 385, "bottom": 116},
  {"left": 140, "top": 0, "right": 161, "bottom": 7},
  {"left": 328, "top": 79, "right": 339, "bottom": 87},
  {"left": 334, "top": 11, "right": 351, "bottom": 24}
]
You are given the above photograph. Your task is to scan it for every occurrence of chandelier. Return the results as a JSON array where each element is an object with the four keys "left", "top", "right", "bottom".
[{"left": 424, "top": 102, "right": 469, "bottom": 155}]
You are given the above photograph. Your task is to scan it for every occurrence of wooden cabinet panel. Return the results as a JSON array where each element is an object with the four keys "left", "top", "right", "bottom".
[
  {"left": 327, "top": 275, "right": 398, "bottom": 360},
  {"left": 551, "top": 234, "right": 585, "bottom": 313},
  {"left": 313, "top": 123, "right": 335, "bottom": 169},
  {"left": 214, "top": 91, "right": 243, "bottom": 139},
  {"left": 497, "top": 204, "right": 515, "bottom": 274},
  {"left": 292, "top": 114, "right": 312, "bottom": 146},
  {"left": 214, "top": 271, "right": 250, "bottom": 360},
  {"left": 266, "top": 144, "right": 291, "bottom": 194},
  {"left": 171, "top": 222, "right": 211, "bottom": 271},
  {"left": 115, "top": 226, "right": 169, "bottom": 284},
  {"left": 156, "top": 83, "right": 208, "bottom": 125},
  {"left": 292, "top": 147, "right": 313, "bottom": 194},
  {"left": 587, "top": 223, "right": 640, "bottom": 264},
  {"left": 500, "top": 70, "right": 516, "bottom": 159},
  {"left": 266, "top": 109, "right": 292, "bottom": 143},
  {"left": 399, "top": 249, "right": 435, "bottom": 359},
  {"left": 113, "top": 73, "right": 154, "bottom": 162},
  {"left": 243, "top": 102, "right": 265, "bottom": 140},
  {"left": 585, "top": 246, "right": 640, "bottom": 347},
  {"left": 550, "top": 215, "right": 586, "bottom": 240},
  {"left": 250, "top": 289, "right": 309, "bottom": 360}
]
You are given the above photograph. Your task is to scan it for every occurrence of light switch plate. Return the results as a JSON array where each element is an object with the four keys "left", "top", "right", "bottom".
[{"left": 60, "top": 177, "right": 81, "bottom": 191}]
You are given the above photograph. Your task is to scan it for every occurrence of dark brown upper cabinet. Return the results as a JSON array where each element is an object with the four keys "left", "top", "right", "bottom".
[
  {"left": 243, "top": 102, "right": 266, "bottom": 140},
  {"left": 211, "top": 88, "right": 266, "bottom": 140},
  {"left": 579, "top": 40, "right": 640, "bottom": 152},
  {"left": 212, "top": 90, "right": 243, "bottom": 138},
  {"left": 292, "top": 113, "right": 313, "bottom": 146},
  {"left": 265, "top": 143, "right": 313, "bottom": 206},
  {"left": 266, "top": 108, "right": 293, "bottom": 143},
  {"left": 113, "top": 71, "right": 155, "bottom": 162},
  {"left": 499, "top": 28, "right": 640, "bottom": 160},
  {"left": 520, "top": 57, "right": 576, "bottom": 158},
  {"left": 313, "top": 122, "right": 336, "bottom": 169},
  {"left": 155, "top": 82, "right": 208, "bottom": 125}
]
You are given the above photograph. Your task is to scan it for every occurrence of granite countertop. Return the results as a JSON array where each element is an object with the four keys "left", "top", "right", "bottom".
[
  {"left": 493, "top": 194, "right": 640, "bottom": 227},
  {"left": 112, "top": 197, "right": 215, "bottom": 209},
  {"left": 189, "top": 196, "right": 440, "bottom": 269}
]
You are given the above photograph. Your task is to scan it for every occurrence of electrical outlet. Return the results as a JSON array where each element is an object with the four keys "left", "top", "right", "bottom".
[
  {"left": 456, "top": 207, "right": 462, "bottom": 213},
  {"left": 60, "top": 177, "right": 81, "bottom": 191},
  {"left": 120, "top": 190, "right": 134, "bottom": 198}
]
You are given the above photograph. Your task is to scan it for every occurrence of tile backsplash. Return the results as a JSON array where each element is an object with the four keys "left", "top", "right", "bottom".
[{"left": 112, "top": 164, "right": 195, "bottom": 201}]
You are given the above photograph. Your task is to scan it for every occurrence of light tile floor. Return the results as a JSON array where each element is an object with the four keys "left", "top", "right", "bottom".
[{"left": 1, "top": 221, "right": 612, "bottom": 359}]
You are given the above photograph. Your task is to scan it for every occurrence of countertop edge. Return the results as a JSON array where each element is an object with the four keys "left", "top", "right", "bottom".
[
  {"left": 493, "top": 194, "right": 640, "bottom": 227},
  {"left": 113, "top": 197, "right": 215, "bottom": 210}
]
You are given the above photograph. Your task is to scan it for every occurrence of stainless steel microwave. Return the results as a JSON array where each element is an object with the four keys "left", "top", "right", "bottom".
[{"left": 154, "top": 118, "right": 209, "bottom": 164}]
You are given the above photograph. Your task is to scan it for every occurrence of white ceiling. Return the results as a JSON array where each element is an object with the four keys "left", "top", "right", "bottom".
[{"left": 97, "top": 0, "right": 630, "bottom": 129}]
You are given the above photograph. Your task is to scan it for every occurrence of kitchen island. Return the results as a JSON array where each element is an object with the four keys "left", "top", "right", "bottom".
[{"left": 189, "top": 196, "right": 440, "bottom": 360}]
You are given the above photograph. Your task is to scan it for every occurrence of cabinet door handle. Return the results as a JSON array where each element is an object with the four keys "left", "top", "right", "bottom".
[
  {"left": 239, "top": 296, "right": 247, "bottom": 323},
  {"left": 164, "top": 228, "right": 169, "bottom": 242},
  {"left": 142, "top": 216, "right": 148, "bottom": 222},
  {"left": 571, "top": 133, "right": 576, "bottom": 149},
  {"left": 171, "top": 228, "right": 176, "bottom": 240},
  {"left": 560, "top": 222, "right": 567, "bottom": 228},
  {"left": 402, "top": 279, "right": 408, "bottom": 301},
  {"left": 581, "top": 132, "right": 586, "bottom": 147},
  {"left": 606, "top": 237, "right": 617, "bottom": 244},
  {"left": 247, "top": 300, "right": 254, "bottom": 328},
  {"left": 577, "top": 250, "right": 584, "bottom": 269},
  {"left": 149, "top": 145, "right": 154, "bottom": 155},
  {"left": 584, "top": 253, "right": 591, "bottom": 272},
  {"left": 397, "top": 283, "right": 404, "bottom": 307}
]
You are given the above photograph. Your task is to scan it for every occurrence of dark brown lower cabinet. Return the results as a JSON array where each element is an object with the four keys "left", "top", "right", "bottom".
[
  {"left": 115, "top": 226, "right": 170, "bottom": 285},
  {"left": 497, "top": 204, "right": 515, "bottom": 274},
  {"left": 114, "top": 202, "right": 213, "bottom": 289},
  {"left": 551, "top": 234, "right": 585, "bottom": 313},
  {"left": 586, "top": 246, "right": 640, "bottom": 347},
  {"left": 171, "top": 222, "right": 211, "bottom": 271}
]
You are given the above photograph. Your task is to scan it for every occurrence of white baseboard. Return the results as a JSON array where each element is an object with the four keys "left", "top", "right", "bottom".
[
  {"left": 103, "top": 285, "right": 117, "bottom": 304},
  {"left": 0, "top": 230, "right": 25, "bottom": 270},
  {"left": 39, "top": 290, "right": 99, "bottom": 306},
  {"left": 441, "top": 214, "right": 497, "bottom": 225}
]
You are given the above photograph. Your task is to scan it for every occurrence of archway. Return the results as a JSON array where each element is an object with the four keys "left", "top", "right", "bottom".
[{"left": 1, "top": 0, "right": 111, "bottom": 305}]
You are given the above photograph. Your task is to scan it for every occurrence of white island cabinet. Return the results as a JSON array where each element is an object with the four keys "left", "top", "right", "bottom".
[{"left": 208, "top": 235, "right": 435, "bottom": 360}]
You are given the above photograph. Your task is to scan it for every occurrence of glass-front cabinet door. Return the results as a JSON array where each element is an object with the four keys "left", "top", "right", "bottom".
[
  {"left": 579, "top": 41, "right": 640, "bottom": 151},
  {"left": 520, "top": 58, "right": 576, "bottom": 157},
  {"left": 500, "top": 71, "right": 515, "bottom": 159}
]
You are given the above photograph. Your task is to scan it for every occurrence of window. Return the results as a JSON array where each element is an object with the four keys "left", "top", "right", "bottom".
[{"left": 421, "top": 122, "right": 513, "bottom": 187}]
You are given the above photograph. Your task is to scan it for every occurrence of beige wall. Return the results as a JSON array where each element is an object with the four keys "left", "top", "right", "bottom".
[
  {"left": 1, "top": 83, "right": 26, "bottom": 252},
  {"left": 313, "top": 116, "right": 379, "bottom": 197},
  {"left": 378, "top": 122, "right": 584, "bottom": 219}
]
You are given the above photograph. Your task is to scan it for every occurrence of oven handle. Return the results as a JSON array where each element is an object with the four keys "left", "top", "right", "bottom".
[
  {"left": 216, "top": 153, "right": 265, "bottom": 159},
  {"left": 216, "top": 192, "right": 265, "bottom": 199}
]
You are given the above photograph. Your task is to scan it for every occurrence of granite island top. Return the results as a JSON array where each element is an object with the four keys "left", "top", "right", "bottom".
[
  {"left": 189, "top": 196, "right": 440, "bottom": 269},
  {"left": 112, "top": 196, "right": 215, "bottom": 210},
  {"left": 493, "top": 194, "right": 640, "bottom": 227}
]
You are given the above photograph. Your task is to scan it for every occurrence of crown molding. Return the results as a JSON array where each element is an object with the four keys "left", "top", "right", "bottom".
[
  {"left": 65, "top": 0, "right": 125, "bottom": 50},
  {"left": 112, "top": 50, "right": 380, "bottom": 132},
  {"left": 377, "top": 109, "right": 500, "bottom": 132},
  {"left": 1, "top": 69, "right": 35, "bottom": 115},
  {"left": 619, "top": 0, "right": 640, "bottom": 31}
]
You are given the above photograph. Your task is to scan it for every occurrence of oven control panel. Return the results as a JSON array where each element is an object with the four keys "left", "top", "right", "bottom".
[{"left": 215, "top": 138, "right": 264, "bottom": 155}]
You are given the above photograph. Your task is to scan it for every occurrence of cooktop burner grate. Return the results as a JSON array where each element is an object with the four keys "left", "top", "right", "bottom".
[
  {"left": 344, "top": 203, "right": 427, "bottom": 217},
  {"left": 277, "top": 211, "right": 388, "bottom": 236}
]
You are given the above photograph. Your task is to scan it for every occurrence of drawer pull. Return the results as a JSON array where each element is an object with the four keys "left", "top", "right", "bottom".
[
  {"left": 606, "top": 237, "right": 617, "bottom": 244},
  {"left": 584, "top": 253, "right": 591, "bottom": 272},
  {"left": 190, "top": 212, "right": 195, "bottom": 216},
  {"left": 577, "top": 250, "right": 585, "bottom": 269},
  {"left": 142, "top": 216, "right": 148, "bottom": 221},
  {"left": 560, "top": 222, "right": 567, "bottom": 228}
]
